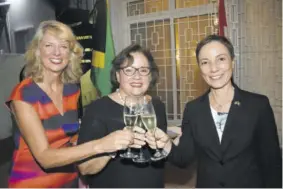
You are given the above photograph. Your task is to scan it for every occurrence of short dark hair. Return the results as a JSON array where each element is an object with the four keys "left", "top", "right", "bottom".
[
  {"left": 110, "top": 43, "right": 159, "bottom": 91},
  {"left": 195, "top": 35, "right": 235, "bottom": 63}
]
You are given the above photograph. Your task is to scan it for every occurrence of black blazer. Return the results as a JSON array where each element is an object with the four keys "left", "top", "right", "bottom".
[{"left": 168, "top": 85, "right": 282, "bottom": 188}]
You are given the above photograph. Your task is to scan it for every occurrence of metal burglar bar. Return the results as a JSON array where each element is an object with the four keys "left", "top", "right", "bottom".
[{"left": 122, "top": 0, "right": 217, "bottom": 125}]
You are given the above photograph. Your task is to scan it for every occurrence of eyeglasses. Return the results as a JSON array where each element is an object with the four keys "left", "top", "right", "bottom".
[{"left": 120, "top": 66, "right": 151, "bottom": 76}]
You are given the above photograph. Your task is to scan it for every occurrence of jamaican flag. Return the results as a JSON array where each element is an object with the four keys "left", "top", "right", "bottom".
[{"left": 91, "top": 0, "right": 115, "bottom": 96}]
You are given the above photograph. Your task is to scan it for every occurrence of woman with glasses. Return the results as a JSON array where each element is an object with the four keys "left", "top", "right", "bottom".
[{"left": 77, "top": 44, "right": 167, "bottom": 188}]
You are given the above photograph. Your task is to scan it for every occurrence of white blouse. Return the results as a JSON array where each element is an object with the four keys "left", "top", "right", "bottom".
[{"left": 210, "top": 106, "right": 228, "bottom": 143}]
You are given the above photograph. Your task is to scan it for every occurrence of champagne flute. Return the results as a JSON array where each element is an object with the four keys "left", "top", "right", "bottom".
[
  {"left": 120, "top": 96, "right": 139, "bottom": 159},
  {"left": 140, "top": 96, "right": 166, "bottom": 161},
  {"left": 132, "top": 112, "right": 149, "bottom": 163}
]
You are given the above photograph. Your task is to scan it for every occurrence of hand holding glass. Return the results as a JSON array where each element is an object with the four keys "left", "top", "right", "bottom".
[
  {"left": 140, "top": 96, "right": 166, "bottom": 161},
  {"left": 132, "top": 113, "right": 149, "bottom": 163},
  {"left": 120, "top": 96, "right": 139, "bottom": 159}
]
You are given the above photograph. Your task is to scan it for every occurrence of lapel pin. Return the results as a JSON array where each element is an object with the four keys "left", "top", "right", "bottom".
[{"left": 234, "top": 101, "right": 241, "bottom": 106}]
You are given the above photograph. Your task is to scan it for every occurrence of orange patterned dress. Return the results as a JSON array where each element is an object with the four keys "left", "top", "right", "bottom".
[{"left": 6, "top": 78, "right": 80, "bottom": 188}]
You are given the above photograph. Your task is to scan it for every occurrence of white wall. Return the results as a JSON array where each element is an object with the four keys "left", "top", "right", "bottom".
[
  {"left": 7, "top": 0, "right": 55, "bottom": 53},
  {"left": 0, "top": 54, "right": 25, "bottom": 139},
  {"left": 238, "top": 0, "right": 282, "bottom": 144},
  {"left": 109, "top": 0, "right": 125, "bottom": 54}
]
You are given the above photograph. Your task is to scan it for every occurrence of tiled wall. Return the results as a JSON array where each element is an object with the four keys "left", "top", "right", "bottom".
[{"left": 227, "top": 0, "right": 282, "bottom": 144}]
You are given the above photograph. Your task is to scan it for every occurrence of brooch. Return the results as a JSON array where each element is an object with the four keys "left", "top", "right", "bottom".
[{"left": 234, "top": 101, "right": 241, "bottom": 106}]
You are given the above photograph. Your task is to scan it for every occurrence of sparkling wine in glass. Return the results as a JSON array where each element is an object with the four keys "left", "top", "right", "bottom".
[
  {"left": 132, "top": 113, "right": 149, "bottom": 163},
  {"left": 120, "top": 96, "right": 139, "bottom": 159},
  {"left": 140, "top": 96, "right": 166, "bottom": 161}
]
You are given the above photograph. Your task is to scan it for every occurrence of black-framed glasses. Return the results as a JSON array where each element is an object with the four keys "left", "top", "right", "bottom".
[{"left": 120, "top": 66, "right": 151, "bottom": 76}]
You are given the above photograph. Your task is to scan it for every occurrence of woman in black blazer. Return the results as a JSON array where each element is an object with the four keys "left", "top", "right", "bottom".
[{"left": 146, "top": 35, "right": 282, "bottom": 188}]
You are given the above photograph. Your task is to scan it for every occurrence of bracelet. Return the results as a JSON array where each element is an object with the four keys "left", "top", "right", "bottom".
[{"left": 108, "top": 152, "right": 117, "bottom": 159}]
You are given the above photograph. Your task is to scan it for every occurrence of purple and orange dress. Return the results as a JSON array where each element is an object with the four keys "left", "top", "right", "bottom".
[{"left": 6, "top": 78, "right": 80, "bottom": 188}]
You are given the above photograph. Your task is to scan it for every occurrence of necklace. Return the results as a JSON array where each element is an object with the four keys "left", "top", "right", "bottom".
[
  {"left": 117, "top": 89, "right": 125, "bottom": 104},
  {"left": 210, "top": 89, "right": 233, "bottom": 112},
  {"left": 211, "top": 94, "right": 229, "bottom": 111}
]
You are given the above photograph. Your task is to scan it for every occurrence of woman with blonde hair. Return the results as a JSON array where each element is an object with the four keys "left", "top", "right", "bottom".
[{"left": 5, "top": 20, "right": 137, "bottom": 188}]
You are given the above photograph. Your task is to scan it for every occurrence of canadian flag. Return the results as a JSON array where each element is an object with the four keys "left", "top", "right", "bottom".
[{"left": 218, "top": 0, "right": 227, "bottom": 36}]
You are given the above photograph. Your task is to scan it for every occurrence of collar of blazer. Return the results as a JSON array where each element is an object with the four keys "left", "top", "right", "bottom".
[
  {"left": 200, "top": 83, "right": 243, "bottom": 107},
  {"left": 197, "top": 83, "right": 244, "bottom": 159}
]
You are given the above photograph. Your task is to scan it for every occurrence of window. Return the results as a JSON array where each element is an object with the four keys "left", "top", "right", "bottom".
[{"left": 114, "top": 0, "right": 218, "bottom": 125}]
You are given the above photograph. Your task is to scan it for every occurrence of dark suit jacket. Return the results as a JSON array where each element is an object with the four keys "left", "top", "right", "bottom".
[{"left": 168, "top": 85, "right": 282, "bottom": 188}]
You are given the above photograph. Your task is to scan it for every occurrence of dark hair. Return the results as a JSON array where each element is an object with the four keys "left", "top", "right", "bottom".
[
  {"left": 195, "top": 35, "right": 235, "bottom": 63},
  {"left": 110, "top": 43, "right": 159, "bottom": 91}
]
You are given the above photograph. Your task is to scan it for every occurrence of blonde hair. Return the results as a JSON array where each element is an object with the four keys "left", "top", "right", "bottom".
[{"left": 24, "top": 20, "right": 83, "bottom": 83}]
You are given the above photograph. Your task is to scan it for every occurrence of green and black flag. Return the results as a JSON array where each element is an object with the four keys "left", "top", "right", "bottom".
[{"left": 91, "top": 0, "right": 115, "bottom": 96}]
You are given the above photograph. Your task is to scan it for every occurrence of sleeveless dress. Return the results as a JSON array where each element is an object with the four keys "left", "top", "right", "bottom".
[{"left": 6, "top": 78, "right": 80, "bottom": 188}]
